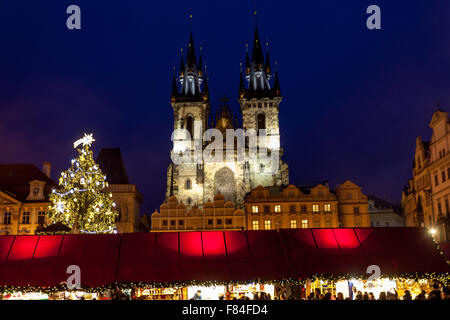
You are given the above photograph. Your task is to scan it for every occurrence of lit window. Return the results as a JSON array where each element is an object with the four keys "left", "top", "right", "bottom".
[
  {"left": 22, "top": 212, "right": 30, "bottom": 224},
  {"left": 264, "top": 220, "right": 271, "bottom": 230},
  {"left": 301, "top": 219, "right": 308, "bottom": 228},
  {"left": 252, "top": 220, "right": 259, "bottom": 230},
  {"left": 274, "top": 205, "right": 281, "bottom": 213},
  {"left": 312, "top": 204, "right": 319, "bottom": 212},
  {"left": 37, "top": 211, "right": 46, "bottom": 224},
  {"left": 252, "top": 206, "right": 259, "bottom": 213},
  {"left": 290, "top": 220, "right": 297, "bottom": 229},
  {"left": 324, "top": 203, "right": 331, "bottom": 212},
  {"left": 3, "top": 212, "right": 12, "bottom": 224}
]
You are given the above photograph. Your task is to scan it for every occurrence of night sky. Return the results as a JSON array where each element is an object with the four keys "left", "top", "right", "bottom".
[{"left": 1, "top": 1, "right": 450, "bottom": 213}]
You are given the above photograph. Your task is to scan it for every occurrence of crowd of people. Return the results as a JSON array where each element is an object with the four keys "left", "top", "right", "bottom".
[{"left": 304, "top": 284, "right": 450, "bottom": 300}]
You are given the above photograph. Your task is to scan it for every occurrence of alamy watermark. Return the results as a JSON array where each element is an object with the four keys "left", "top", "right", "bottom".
[{"left": 170, "top": 120, "right": 280, "bottom": 174}]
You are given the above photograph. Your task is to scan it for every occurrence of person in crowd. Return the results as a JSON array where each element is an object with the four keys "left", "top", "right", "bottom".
[
  {"left": 218, "top": 294, "right": 225, "bottom": 300},
  {"left": 307, "top": 292, "right": 315, "bottom": 300},
  {"left": 428, "top": 284, "right": 442, "bottom": 300},
  {"left": 355, "top": 291, "right": 363, "bottom": 300},
  {"left": 378, "top": 292, "right": 387, "bottom": 300},
  {"left": 322, "top": 292, "right": 332, "bottom": 300},
  {"left": 193, "top": 290, "right": 202, "bottom": 300},
  {"left": 267, "top": 294, "right": 272, "bottom": 300},
  {"left": 314, "top": 288, "right": 321, "bottom": 300},
  {"left": 336, "top": 292, "right": 344, "bottom": 300},
  {"left": 414, "top": 290, "right": 427, "bottom": 300},
  {"left": 442, "top": 286, "right": 450, "bottom": 300},
  {"left": 363, "top": 292, "right": 369, "bottom": 300},
  {"left": 402, "top": 290, "right": 412, "bottom": 300},
  {"left": 326, "top": 288, "right": 335, "bottom": 300},
  {"left": 368, "top": 292, "right": 375, "bottom": 300}
]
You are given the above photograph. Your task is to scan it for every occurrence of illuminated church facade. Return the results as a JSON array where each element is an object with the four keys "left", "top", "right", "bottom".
[{"left": 165, "top": 27, "right": 289, "bottom": 209}]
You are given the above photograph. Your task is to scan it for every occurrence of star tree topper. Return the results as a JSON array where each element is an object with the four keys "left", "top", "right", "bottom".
[{"left": 74, "top": 133, "right": 95, "bottom": 149}]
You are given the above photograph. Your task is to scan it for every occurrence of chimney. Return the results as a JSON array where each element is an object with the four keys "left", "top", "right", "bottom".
[{"left": 42, "top": 161, "right": 51, "bottom": 178}]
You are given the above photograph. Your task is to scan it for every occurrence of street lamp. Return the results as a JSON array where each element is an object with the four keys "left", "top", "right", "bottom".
[{"left": 429, "top": 228, "right": 436, "bottom": 236}]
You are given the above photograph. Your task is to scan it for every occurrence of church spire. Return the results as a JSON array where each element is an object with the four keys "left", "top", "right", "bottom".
[
  {"left": 239, "top": 23, "right": 279, "bottom": 99},
  {"left": 251, "top": 27, "right": 265, "bottom": 69},
  {"left": 173, "top": 31, "right": 207, "bottom": 102}
]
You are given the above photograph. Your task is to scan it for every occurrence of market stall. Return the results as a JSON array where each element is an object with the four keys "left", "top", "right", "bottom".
[{"left": 0, "top": 228, "right": 448, "bottom": 299}]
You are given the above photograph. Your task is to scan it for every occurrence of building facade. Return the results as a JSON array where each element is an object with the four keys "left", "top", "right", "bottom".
[
  {"left": 0, "top": 163, "right": 55, "bottom": 235},
  {"left": 402, "top": 109, "right": 450, "bottom": 242},
  {"left": 166, "top": 27, "right": 289, "bottom": 210},
  {"left": 335, "top": 180, "right": 370, "bottom": 228},
  {"left": 368, "top": 196, "right": 404, "bottom": 227},
  {"left": 96, "top": 148, "right": 143, "bottom": 233},
  {"left": 151, "top": 193, "right": 245, "bottom": 232},
  {"left": 244, "top": 180, "right": 370, "bottom": 230}
]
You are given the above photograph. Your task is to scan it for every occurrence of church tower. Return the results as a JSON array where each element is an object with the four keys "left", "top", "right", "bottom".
[
  {"left": 167, "top": 32, "right": 209, "bottom": 205},
  {"left": 238, "top": 26, "right": 289, "bottom": 187}
]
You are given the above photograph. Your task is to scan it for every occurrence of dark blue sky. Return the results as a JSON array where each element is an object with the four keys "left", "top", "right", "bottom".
[{"left": 1, "top": 1, "right": 450, "bottom": 213}]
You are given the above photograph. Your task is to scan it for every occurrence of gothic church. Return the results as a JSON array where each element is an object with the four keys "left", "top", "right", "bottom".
[{"left": 166, "top": 26, "right": 289, "bottom": 209}]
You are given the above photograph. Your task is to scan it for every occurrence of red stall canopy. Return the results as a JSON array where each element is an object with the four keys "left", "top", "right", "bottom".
[{"left": 0, "top": 228, "right": 448, "bottom": 288}]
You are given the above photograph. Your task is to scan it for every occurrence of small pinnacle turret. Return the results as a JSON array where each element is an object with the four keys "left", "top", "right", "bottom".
[
  {"left": 239, "top": 26, "right": 280, "bottom": 99},
  {"left": 172, "top": 32, "right": 208, "bottom": 103}
]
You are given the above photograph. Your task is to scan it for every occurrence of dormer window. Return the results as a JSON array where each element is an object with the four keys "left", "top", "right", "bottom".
[{"left": 26, "top": 180, "right": 46, "bottom": 201}]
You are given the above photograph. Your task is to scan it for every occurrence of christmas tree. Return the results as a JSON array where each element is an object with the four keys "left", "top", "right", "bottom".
[{"left": 49, "top": 133, "right": 118, "bottom": 233}]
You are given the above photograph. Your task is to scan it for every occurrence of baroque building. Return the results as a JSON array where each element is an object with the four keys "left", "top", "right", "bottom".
[
  {"left": 0, "top": 163, "right": 55, "bottom": 235},
  {"left": 165, "top": 27, "right": 289, "bottom": 210},
  {"left": 402, "top": 109, "right": 450, "bottom": 242},
  {"left": 151, "top": 193, "right": 245, "bottom": 232},
  {"left": 244, "top": 180, "right": 370, "bottom": 230},
  {"left": 368, "top": 195, "right": 404, "bottom": 227}
]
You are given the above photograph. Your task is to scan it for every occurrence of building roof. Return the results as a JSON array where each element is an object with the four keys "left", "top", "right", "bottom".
[
  {"left": 96, "top": 148, "right": 130, "bottom": 184},
  {"left": 0, "top": 164, "right": 56, "bottom": 202},
  {"left": 0, "top": 228, "right": 447, "bottom": 288}
]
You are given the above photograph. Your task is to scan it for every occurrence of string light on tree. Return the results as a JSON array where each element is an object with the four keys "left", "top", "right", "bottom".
[{"left": 49, "top": 133, "right": 118, "bottom": 234}]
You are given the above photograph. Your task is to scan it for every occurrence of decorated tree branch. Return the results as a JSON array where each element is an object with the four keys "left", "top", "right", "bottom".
[{"left": 49, "top": 133, "right": 118, "bottom": 233}]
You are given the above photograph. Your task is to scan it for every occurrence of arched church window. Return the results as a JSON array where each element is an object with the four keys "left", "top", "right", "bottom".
[
  {"left": 185, "top": 179, "right": 192, "bottom": 190},
  {"left": 257, "top": 113, "right": 266, "bottom": 130},
  {"left": 186, "top": 116, "right": 194, "bottom": 138}
]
